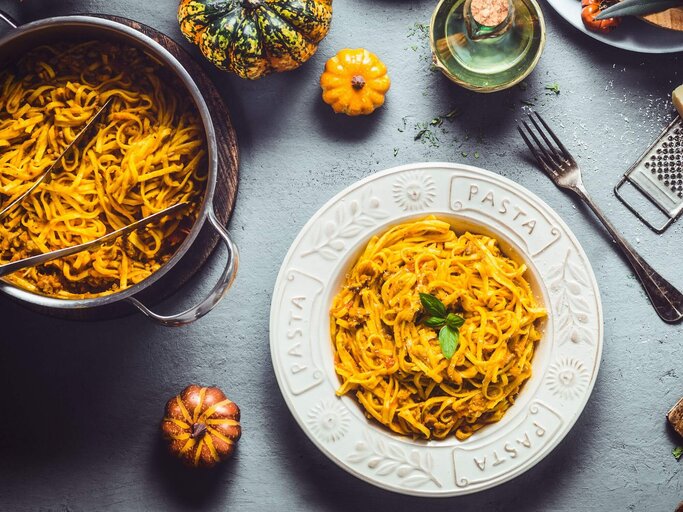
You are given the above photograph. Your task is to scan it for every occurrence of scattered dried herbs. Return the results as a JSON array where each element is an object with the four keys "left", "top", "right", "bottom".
[
  {"left": 407, "top": 21, "right": 429, "bottom": 38},
  {"left": 411, "top": 108, "right": 461, "bottom": 147},
  {"left": 545, "top": 82, "right": 561, "bottom": 95},
  {"left": 406, "top": 21, "right": 434, "bottom": 67},
  {"left": 414, "top": 123, "right": 440, "bottom": 147}
]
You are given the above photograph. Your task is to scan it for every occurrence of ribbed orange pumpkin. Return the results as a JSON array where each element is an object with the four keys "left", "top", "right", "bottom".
[
  {"left": 320, "top": 48, "right": 390, "bottom": 116},
  {"left": 161, "top": 384, "right": 241, "bottom": 468}
]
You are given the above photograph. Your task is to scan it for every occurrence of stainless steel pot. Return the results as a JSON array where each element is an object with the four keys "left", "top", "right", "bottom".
[{"left": 0, "top": 12, "right": 238, "bottom": 326}]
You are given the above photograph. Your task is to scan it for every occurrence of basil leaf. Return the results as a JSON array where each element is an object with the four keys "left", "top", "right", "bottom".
[
  {"left": 446, "top": 313, "right": 465, "bottom": 330},
  {"left": 420, "top": 293, "right": 447, "bottom": 318},
  {"left": 439, "top": 326, "right": 459, "bottom": 359},
  {"left": 423, "top": 316, "right": 446, "bottom": 328}
]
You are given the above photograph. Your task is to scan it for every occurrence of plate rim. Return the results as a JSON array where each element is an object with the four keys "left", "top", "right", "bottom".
[{"left": 269, "top": 162, "right": 604, "bottom": 497}]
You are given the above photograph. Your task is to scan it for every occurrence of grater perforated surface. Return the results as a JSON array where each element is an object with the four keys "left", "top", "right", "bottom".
[
  {"left": 615, "top": 116, "right": 683, "bottom": 233},
  {"left": 644, "top": 121, "right": 683, "bottom": 198}
]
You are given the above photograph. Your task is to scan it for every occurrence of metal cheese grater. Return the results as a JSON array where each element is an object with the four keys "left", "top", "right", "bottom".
[{"left": 615, "top": 116, "right": 683, "bottom": 233}]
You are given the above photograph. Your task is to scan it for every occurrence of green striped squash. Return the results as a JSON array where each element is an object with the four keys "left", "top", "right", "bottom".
[{"left": 178, "top": 0, "right": 333, "bottom": 79}]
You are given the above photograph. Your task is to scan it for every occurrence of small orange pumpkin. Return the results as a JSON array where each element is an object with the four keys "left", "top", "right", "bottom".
[
  {"left": 161, "top": 384, "right": 241, "bottom": 468},
  {"left": 320, "top": 48, "right": 391, "bottom": 116}
]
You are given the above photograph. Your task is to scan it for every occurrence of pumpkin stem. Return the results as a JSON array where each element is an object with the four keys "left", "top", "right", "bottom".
[
  {"left": 351, "top": 75, "right": 366, "bottom": 91},
  {"left": 190, "top": 422, "right": 207, "bottom": 439}
]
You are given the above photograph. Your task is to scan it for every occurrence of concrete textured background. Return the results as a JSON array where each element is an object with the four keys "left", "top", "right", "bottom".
[{"left": 0, "top": 0, "right": 681, "bottom": 510}]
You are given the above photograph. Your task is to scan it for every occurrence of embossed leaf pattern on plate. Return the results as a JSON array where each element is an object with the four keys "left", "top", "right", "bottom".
[
  {"left": 347, "top": 431, "right": 442, "bottom": 488},
  {"left": 547, "top": 250, "right": 593, "bottom": 345},
  {"left": 302, "top": 193, "right": 389, "bottom": 261}
]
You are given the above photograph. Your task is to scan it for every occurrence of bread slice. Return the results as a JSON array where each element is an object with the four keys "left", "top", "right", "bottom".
[
  {"left": 674, "top": 84, "right": 683, "bottom": 119},
  {"left": 668, "top": 396, "right": 683, "bottom": 438}
]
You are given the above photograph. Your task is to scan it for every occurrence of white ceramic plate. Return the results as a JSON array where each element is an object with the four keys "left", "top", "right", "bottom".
[
  {"left": 270, "top": 163, "right": 603, "bottom": 496},
  {"left": 543, "top": 0, "right": 683, "bottom": 53}
]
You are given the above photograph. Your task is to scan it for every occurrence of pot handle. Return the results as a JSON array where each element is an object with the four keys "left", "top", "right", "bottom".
[
  {"left": 125, "top": 208, "right": 239, "bottom": 326},
  {"left": 0, "top": 10, "right": 18, "bottom": 30}
]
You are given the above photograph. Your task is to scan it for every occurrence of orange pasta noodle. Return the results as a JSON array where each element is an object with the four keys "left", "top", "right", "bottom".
[
  {"left": 0, "top": 41, "right": 206, "bottom": 298},
  {"left": 330, "top": 217, "right": 546, "bottom": 440}
]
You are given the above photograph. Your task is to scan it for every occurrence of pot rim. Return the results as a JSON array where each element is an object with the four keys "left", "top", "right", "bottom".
[{"left": 0, "top": 14, "right": 218, "bottom": 309}]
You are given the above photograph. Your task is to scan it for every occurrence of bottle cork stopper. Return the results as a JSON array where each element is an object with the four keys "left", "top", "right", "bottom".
[{"left": 470, "top": 0, "right": 509, "bottom": 27}]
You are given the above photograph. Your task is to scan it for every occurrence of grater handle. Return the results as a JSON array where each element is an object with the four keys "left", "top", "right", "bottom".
[
  {"left": 575, "top": 184, "right": 683, "bottom": 324},
  {"left": 614, "top": 177, "right": 675, "bottom": 234}
]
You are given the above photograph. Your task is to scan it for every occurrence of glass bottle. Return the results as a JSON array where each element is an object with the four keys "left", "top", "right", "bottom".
[{"left": 430, "top": 0, "right": 545, "bottom": 91}]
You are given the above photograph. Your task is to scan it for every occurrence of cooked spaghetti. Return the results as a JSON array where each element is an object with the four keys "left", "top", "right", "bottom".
[
  {"left": 0, "top": 41, "right": 206, "bottom": 298},
  {"left": 330, "top": 217, "right": 546, "bottom": 440}
]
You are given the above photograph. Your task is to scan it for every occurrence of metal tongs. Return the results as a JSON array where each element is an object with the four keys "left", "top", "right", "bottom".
[{"left": 0, "top": 99, "right": 189, "bottom": 278}]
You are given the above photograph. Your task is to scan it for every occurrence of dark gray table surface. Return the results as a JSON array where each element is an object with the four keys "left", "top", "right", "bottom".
[{"left": 0, "top": 0, "right": 682, "bottom": 510}]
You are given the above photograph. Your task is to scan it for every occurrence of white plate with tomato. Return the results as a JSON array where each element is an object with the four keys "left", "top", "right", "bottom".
[{"left": 544, "top": 0, "right": 683, "bottom": 53}]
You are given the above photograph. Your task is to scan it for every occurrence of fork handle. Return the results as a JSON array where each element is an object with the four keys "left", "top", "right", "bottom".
[{"left": 574, "top": 185, "right": 683, "bottom": 324}]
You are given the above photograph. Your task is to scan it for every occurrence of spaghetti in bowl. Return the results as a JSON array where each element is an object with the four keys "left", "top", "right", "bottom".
[
  {"left": 330, "top": 216, "right": 547, "bottom": 441},
  {"left": 270, "top": 163, "right": 602, "bottom": 496}
]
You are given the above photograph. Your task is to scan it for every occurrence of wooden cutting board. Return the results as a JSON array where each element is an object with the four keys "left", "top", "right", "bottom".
[{"left": 642, "top": 7, "right": 683, "bottom": 31}]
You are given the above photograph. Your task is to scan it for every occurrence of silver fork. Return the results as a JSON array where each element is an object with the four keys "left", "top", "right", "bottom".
[{"left": 518, "top": 112, "right": 683, "bottom": 324}]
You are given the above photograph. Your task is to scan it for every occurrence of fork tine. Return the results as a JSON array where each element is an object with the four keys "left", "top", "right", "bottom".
[
  {"left": 517, "top": 125, "right": 557, "bottom": 177},
  {"left": 528, "top": 114, "right": 565, "bottom": 165},
  {"left": 520, "top": 120, "right": 561, "bottom": 170},
  {"left": 533, "top": 111, "right": 573, "bottom": 161}
]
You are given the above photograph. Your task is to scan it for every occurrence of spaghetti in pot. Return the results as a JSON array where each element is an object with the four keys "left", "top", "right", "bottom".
[
  {"left": 0, "top": 41, "right": 207, "bottom": 298},
  {"left": 330, "top": 217, "right": 546, "bottom": 440}
]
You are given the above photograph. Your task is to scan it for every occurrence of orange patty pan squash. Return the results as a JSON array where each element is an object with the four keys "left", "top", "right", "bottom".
[{"left": 320, "top": 48, "right": 391, "bottom": 116}]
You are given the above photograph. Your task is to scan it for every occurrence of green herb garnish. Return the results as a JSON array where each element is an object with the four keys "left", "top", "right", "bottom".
[
  {"left": 419, "top": 293, "right": 464, "bottom": 359},
  {"left": 410, "top": 108, "right": 460, "bottom": 148},
  {"left": 442, "top": 108, "right": 461, "bottom": 121},
  {"left": 414, "top": 123, "right": 440, "bottom": 147},
  {"left": 407, "top": 21, "right": 429, "bottom": 38},
  {"left": 545, "top": 82, "right": 560, "bottom": 95},
  {"left": 673, "top": 446, "right": 683, "bottom": 461}
]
